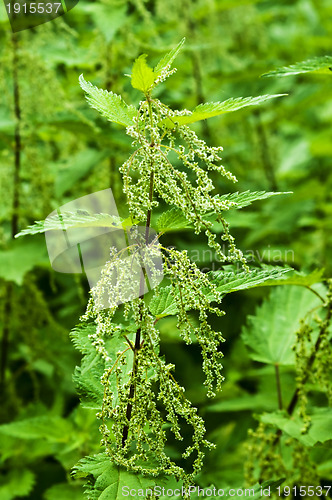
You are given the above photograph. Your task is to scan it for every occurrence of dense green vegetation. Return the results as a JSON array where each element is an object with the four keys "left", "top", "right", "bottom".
[{"left": 0, "top": 1, "right": 331, "bottom": 499}]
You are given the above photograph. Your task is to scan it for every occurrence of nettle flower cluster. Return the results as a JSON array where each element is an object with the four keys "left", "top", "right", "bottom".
[
  {"left": 81, "top": 91, "right": 236, "bottom": 477},
  {"left": 77, "top": 40, "right": 279, "bottom": 484},
  {"left": 121, "top": 97, "right": 246, "bottom": 267}
]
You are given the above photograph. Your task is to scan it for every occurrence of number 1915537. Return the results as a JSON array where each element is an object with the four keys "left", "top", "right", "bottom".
[
  {"left": 6, "top": 3, "right": 62, "bottom": 14},
  {"left": 277, "top": 485, "right": 331, "bottom": 496}
]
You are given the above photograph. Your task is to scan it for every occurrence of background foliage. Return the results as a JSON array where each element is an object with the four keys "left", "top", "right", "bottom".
[{"left": 0, "top": 0, "right": 331, "bottom": 498}]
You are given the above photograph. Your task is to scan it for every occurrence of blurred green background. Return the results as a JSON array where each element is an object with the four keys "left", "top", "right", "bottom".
[{"left": 0, "top": 0, "right": 331, "bottom": 498}]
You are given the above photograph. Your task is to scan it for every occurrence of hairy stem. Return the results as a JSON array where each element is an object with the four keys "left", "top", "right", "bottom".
[
  {"left": 121, "top": 214, "right": 152, "bottom": 447},
  {"left": 121, "top": 121, "right": 155, "bottom": 446},
  {"left": 121, "top": 326, "right": 141, "bottom": 447}
]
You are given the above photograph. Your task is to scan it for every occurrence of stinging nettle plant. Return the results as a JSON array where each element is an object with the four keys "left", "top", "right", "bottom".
[{"left": 17, "top": 39, "right": 290, "bottom": 496}]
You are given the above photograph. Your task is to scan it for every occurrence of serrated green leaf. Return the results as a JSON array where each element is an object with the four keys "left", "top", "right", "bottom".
[
  {"left": 160, "top": 94, "right": 286, "bottom": 127},
  {"left": 73, "top": 453, "right": 156, "bottom": 499},
  {"left": 260, "top": 408, "right": 332, "bottom": 446},
  {"left": 131, "top": 54, "right": 155, "bottom": 92},
  {"left": 154, "top": 38, "right": 185, "bottom": 76},
  {"left": 208, "top": 265, "right": 292, "bottom": 297},
  {"left": 149, "top": 286, "right": 178, "bottom": 319},
  {"left": 241, "top": 286, "right": 321, "bottom": 365},
  {"left": 149, "top": 266, "right": 291, "bottom": 319},
  {"left": 155, "top": 193, "right": 291, "bottom": 231},
  {"left": 0, "top": 239, "right": 49, "bottom": 285},
  {"left": 70, "top": 323, "right": 98, "bottom": 355},
  {"left": 212, "top": 190, "right": 292, "bottom": 211},
  {"left": 256, "top": 268, "right": 325, "bottom": 288},
  {"left": 72, "top": 325, "right": 107, "bottom": 409},
  {"left": 72, "top": 324, "right": 134, "bottom": 409},
  {"left": 79, "top": 74, "right": 136, "bottom": 127},
  {"left": 0, "top": 469, "right": 35, "bottom": 500},
  {"left": 73, "top": 357, "right": 105, "bottom": 411},
  {"left": 15, "top": 212, "right": 135, "bottom": 238},
  {"left": 262, "top": 56, "right": 332, "bottom": 77},
  {"left": 156, "top": 207, "right": 193, "bottom": 233}
]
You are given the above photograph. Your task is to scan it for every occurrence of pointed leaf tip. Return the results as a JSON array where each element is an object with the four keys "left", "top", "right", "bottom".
[
  {"left": 79, "top": 74, "right": 136, "bottom": 127},
  {"left": 262, "top": 56, "right": 332, "bottom": 77},
  {"left": 154, "top": 38, "right": 186, "bottom": 76},
  {"left": 131, "top": 54, "right": 155, "bottom": 92}
]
